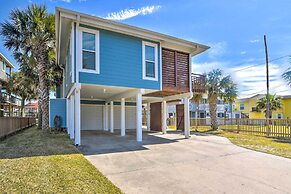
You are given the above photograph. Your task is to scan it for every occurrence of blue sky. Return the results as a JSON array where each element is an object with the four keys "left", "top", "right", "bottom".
[{"left": 0, "top": 0, "right": 291, "bottom": 98}]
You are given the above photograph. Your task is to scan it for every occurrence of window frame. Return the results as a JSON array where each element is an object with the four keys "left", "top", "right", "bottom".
[
  {"left": 79, "top": 27, "right": 100, "bottom": 74},
  {"left": 1, "top": 60, "right": 5, "bottom": 71},
  {"left": 142, "top": 41, "right": 158, "bottom": 81}
]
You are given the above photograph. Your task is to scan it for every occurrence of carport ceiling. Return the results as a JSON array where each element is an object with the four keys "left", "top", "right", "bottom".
[{"left": 81, "top": 84, "right": 136, "bottom": 100}]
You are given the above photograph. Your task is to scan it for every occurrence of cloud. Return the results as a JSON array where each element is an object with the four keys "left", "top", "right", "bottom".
[
  {"left": 250, "top": 39, "right": 260, "bottom": 43},
  {"left": 105, "top": 5, "right": 161, "bottom": 21},
  {"left": 192, "top": 61, "right": 291, "bottom": 98},
  {"left": 230, "top": 63, "right": 291, "bottom": 98},
  {"left": 207, "top": 42, "right": 227, "bottom": 58},
  {"left": 240, "top": 51, "right": 247, "bottom": 55}
]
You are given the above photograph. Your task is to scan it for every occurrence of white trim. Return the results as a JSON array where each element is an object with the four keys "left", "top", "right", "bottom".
[
  {"left": 57, "top": 8, "right": 209, "bottom": 55},
  {"left": 71, "top": 22, "right": 75, "bottom": 83},
  {"left": 189, "top": 54, "right": 192, "bottom": 93},
  {"left": 142, "top": 41, "right": 158, "bottom": 81},
  {"left": 78, "top": 26, "right": 100, "bottom": 74}
]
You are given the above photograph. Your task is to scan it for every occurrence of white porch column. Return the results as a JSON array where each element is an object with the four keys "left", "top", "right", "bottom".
[
  {"left": 136, "top": 93, "right": 142, "bottom": 142},
  {"left": 70, "top": 95, "right": 75, "bottom": 139},
  {"left": 104, "top": 103, "right": 109, "bottom": 131},
  {"left": 110, "top": 101, "right": 114, "bottom": 133},
  {"left": 184, "top": 97, "right": 190, "bottom": 138},
  {"left": 121, "top": 98, "right": 125, "bottom": 136},
  {"left": 162, "top": 100, "right": 167, "bottom": 134},
  {"left": 74, "top": 88, "right": 81, "bottom": 145},
  {"left": 147, "top": 102, "right": 151, "bottom": 131},
  {"left": 103, "top": 104, "right": 106, "bottom": 131},
  {"left": 66, "top": 98, "right": 70, "bottom": 135}
]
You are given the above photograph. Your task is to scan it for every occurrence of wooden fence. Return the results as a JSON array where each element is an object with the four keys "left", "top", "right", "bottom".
[
  {"left": 168, "top": 118, "right": 291, "bottom": 137},
  {"left": 0, "top": 117, "right": 36, "bottom": 138}
]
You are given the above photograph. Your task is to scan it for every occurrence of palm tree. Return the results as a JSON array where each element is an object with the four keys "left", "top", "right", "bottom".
[
  {"left": 282, "top": 68, "right": 291, "bottom": 86},
  {"left": 205, "top": 69, "right": 237, "bottom": 130},
  {"left": 256, "top": 94, "right": 282, "bottom": 118},
  {"left": 6, "top": 72, "right": 37, "bottom": 116},
  {"left": 1, "top": 4, "right": 55, "bottom": 131},
  {"left": 221, "top": 83, "right": 238, "bottom": 124},
  {"left": 191, "top": 93, "right": 203, "bottom": 131}
]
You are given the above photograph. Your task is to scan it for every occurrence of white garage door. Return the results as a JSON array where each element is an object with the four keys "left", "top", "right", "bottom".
[
  {"left": 81, "top": 104, "right": 103, "bottom": 130},
  {"left": 81, "top": 104, "right": 136, "bottom": 130},
  {"left": 114, "top": 106, "right": 136, "bottom": 129}
]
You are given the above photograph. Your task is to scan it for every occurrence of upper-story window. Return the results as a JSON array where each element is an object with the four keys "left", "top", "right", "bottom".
[
  {"left": 80, "top": 27, "right": 99, "bottom": 74},
  {"left": 142, "top": 41, "right": 158, "bottom": 81},
  {"left": 240, "top": 103, "right": 245, "bottom": 110},
  {"left": 1, "top": 60, "right": 4, "bottom": 71}
]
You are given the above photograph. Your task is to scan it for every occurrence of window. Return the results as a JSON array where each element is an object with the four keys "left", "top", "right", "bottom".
[
  {"left": 276, "top": 113, "right": 282, "bottom": 119},
  {"left": 1, "top": 61, "right": 4, "bottom": 71},
  {"left": 217, "top": 113, "right": 224, "bottom": 118},
  {"left": 80, "top": 28, "right": 99, "bottom": 73},
  {"left": 142, "top": 41, "right": 158, "bottom": 80},
  {"left": 240, "top": 103, "right": 244, "bottom": 110},
  {"left": 202, "top": 99, "right": 207, "bottom": 104}
]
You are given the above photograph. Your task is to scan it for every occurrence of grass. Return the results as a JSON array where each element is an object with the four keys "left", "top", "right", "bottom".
[
  {"left": 168, "top": 125, "right": 291, "bottom": 159},
  {"left": 0, "top": 126, "right": 122, "bottom": 193},
  {"left": 193, "top": 129, "right": 291, "bottom": 159}
]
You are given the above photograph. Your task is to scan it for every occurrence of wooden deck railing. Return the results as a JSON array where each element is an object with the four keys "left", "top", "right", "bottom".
[
  {"left": 0, "top": 117, "right": 36, "bottom": 138},
  {"left": 191, "top": 73, "right": 206, "bottom": 93}
]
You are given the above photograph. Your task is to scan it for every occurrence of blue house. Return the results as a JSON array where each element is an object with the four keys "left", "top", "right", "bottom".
[{"left": 50, "top": 7, "right": 209, "bottom": 145}]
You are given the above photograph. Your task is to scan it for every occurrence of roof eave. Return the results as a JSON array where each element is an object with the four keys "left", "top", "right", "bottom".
[{"left": 56, "top": 7, "right": 209, "bottom": 54}]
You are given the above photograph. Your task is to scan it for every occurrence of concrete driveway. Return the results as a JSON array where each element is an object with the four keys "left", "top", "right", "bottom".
[{"left": 79, "top": 130, "right": 291, "bottom": 194}]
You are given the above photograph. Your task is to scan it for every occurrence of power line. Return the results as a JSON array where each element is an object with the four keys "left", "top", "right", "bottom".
[{"left": 231, "top": 54, "right": 290, "bottom": 73}]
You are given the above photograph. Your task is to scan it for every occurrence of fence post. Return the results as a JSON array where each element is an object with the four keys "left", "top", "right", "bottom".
[
  {"left": 237, "top": 118, "right": 240, "bottom": 133},
  {"left": 266, "top": 118, "right": 270, "bottom": 136}
]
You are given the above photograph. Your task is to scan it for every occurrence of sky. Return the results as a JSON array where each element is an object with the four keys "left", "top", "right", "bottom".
[{"left": 0, "top": 0, "right": 291, "bottom": 98}]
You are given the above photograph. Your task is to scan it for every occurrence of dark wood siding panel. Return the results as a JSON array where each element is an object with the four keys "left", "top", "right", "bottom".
[
  {"left": 150, "top": 102, "right": 162, "bottom": 131},
  {"left": 176, "top": 52, "right": 189, "bottom": 90},
  {"left": 162, "top": 48, "right": 189, "bottom": 93},
  {"left": 162, "top": 49, "right": 176, "bottom": 89}
]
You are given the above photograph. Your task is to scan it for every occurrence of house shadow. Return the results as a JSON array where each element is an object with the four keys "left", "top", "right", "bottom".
[
  {"left": 78, "top": 129, "right": 185, "bottom": 156},
  {"left": 0, "top": 127, "right": 80, "bottom": 160}
]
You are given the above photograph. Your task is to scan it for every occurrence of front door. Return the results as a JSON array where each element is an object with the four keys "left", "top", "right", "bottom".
[{"left": 176, "top": 104, "right": 184, "bottom": 130}]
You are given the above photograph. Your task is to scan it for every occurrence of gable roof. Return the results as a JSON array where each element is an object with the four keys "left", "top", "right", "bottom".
[
  {"left": 56, "top": 7, "right": 209, "bottom": 65},
  {"left": 0, "top": 52, "right": 14, "bottom": 68}
]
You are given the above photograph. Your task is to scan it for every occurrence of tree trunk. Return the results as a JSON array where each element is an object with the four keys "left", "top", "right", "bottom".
[
  {"left": 37, "top": 96, "right": 42, "bottom": 129},
  {"left": 208, "top": 94, "right": 218, "bottom": 130},
  {"left": 34, "top": 45, "right": 50, "bottom": 132},
  {"left": 21, "top": 97, "right": 25, "bottom": 117}
]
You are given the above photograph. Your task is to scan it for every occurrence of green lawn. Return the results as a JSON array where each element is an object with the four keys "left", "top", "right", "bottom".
[
  {"left": 197, "top": 130, "right": 291, "bottom": 159},
  {"left": 0, "top": 126, "right": 122, "bottom": 193}
]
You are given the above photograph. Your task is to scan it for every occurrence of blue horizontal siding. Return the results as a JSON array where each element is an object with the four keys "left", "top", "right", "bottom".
[
  {"left": 49, "top": 99, "right": 67, "bottom": 128},
  {"left": 79, "top": 24, "right": 160, "bottom": 90}
]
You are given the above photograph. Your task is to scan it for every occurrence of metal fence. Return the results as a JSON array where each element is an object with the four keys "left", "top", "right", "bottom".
[
  {"left": 168, "top": 118, "right": 291, "bottom": 137},
  {"left": 0, "top": 117, "right": 36, "bottom": 138}
]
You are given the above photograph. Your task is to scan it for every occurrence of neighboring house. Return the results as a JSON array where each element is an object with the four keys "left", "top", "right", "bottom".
[
  {"left": 24, "top": 101, "right": 38, "bottom": 117},
  {"left": 50, "top": 8, "right": 209, "bottom": 145},
  {"left": 234, "top": 94, "right": 291, "bottom": 119},
  {"left": 0, "top": 52, "right": 21, "bottom": 117},
  {"left": 168, "top": 94, "right": 241, "bottom": 120}
]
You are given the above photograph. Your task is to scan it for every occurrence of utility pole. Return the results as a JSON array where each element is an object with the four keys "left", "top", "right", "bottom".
[
  {"left": 264, "top": 35, "right": 270, "bottom": 119},
  {"left": 264, "top": 35, "right": 270, "bottom": 136}
]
